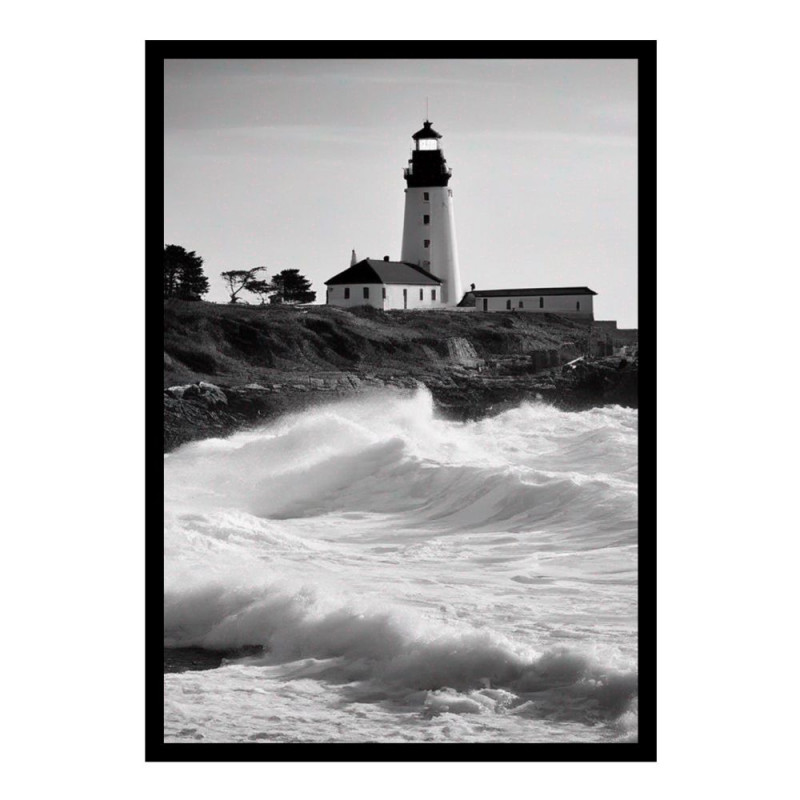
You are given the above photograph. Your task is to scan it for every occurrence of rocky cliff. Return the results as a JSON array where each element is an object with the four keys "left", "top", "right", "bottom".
[{"left": 163, "top": 301, "right": 637, "bottom": 452}]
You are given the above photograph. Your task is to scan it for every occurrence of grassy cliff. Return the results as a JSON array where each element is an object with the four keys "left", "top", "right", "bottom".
[{"left": 164, "top": 300, "right": 619, "bottom": 387}]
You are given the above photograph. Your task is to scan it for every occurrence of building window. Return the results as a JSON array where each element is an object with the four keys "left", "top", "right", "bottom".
[
  {"left": 382, "top": 287, "right": 387, "bottom": 299},
  {"left": 506, "top": 299, "right": 511, "bottom": 310},
  {"left": 539, "top": 297, "right": 544, "bottom": 309},
  {"left": 424, "top": 239, "right": 430, "bottom": 248},
  {"left": 363, "top": 287, "right": 369, "bottom": 299},
  {"left": 519, "top": 300, "right": 524, "bottom": 308},
  {"left": 344, "top": 287, "right": 350, "bottom": 299},
  {"left": 576, "top": 301, "right": 581, "bottom": 311},
  {"left": 419, "top": 288, "right": 424, "bottom": 301},
  {"left": 432, "top": 289, "right": 436, "bottom": 301},
  {"left": 423, "top": 214, "right": 430, "bottom": 224},
  {"left": 423, "top": 192, "right": 429, "bottom": 201}
]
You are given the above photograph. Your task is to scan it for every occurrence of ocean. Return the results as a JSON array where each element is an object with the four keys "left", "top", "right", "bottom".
[{"left": 163, "top": 388, "right": 638, "bottom": 744}]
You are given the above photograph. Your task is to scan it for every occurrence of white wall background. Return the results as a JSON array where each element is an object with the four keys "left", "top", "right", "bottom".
[{"left": 6, "top": 6, "right": 800, "bottom": 800}]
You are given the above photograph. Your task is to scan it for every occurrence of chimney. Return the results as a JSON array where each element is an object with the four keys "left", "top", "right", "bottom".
[{"left": 350, "top": 249, "right": 357, "bottom": 266}]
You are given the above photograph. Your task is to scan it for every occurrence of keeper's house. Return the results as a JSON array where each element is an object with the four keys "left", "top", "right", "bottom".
[
  {"left": 325, "top": 257, "right": 443, "bottom": 310},
  {"left": 458, "top": 287, "right": 597, "bottom": 320}
]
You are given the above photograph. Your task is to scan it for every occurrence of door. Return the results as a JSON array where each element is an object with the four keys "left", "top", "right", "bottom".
[
  {"left": 482, "top": 298, "right": 488, "bottom": 311},
  {"left": 403, "top": 288, "right": 407, "bottom": 309}
]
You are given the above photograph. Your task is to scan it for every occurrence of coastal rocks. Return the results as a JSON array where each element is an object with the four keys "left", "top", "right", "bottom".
[
  {"left": 427, "top": 356, "right": 637, "bottom": 419},
  {"left": 164, "top": 385, "right": 237, "bottom": 451},
  {"left": 165, "top": 381, "right": 227, "bottom": 404},
  {"left": 553, "top": 356, "right": 638, "bottom": 409},
  {"left": 183, "top": 381, "right": 228, "bottom": 404},
  {"left": 164, "top": 384, "right": 186, "bottom": 399},
  {"left": 163, "top": 359, "right": 637, "bottom": 452},
  {"left": 446, "top": 337, "right": 483, "bottom": 369},
  {"left": 164, "top": 375, "right": 387, "bottom": 451},
  {"left": 486, "top": 348, "right": 568, "bottom": 377}
]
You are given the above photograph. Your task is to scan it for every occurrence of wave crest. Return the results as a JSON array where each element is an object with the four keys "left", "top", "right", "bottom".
[
  {"left": 165, "top": 388, "right": 637, "bottom": 534},
  {"left": 165, "top": 577, "right": 637, "bottom": 727}
]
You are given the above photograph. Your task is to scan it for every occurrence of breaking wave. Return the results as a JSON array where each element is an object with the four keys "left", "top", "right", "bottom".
[
  {"left": 164, "top": 576, "right": 637, "bottom": 727},
  {"left": 164, "top": 388, "right": 638, "bottom": 740}
]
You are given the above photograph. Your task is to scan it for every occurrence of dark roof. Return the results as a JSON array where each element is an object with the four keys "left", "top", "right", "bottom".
[
  {"left": 411, "top": 121, "right": 442, "bottom": 140},
  {"left": 325, "top": 259, "right": 442, "bottom": 286},
  {"left": 464, "top": 287, "right": 597, "bottom": 298}
]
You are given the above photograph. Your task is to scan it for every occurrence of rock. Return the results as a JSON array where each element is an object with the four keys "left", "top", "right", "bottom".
[
  {"left": 164, "top": 358, "right": 637, "bottom": 452},
  {"left": 181, "top": 382, "right": 228, "bottom": 405},
  {"left": 446, "top": 337, "right": 483, "bottom": 368}
]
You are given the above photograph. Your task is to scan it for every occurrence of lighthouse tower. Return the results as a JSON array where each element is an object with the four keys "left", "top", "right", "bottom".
[{"left": 400, "top": 121, "right": 463, "bottom": 305}]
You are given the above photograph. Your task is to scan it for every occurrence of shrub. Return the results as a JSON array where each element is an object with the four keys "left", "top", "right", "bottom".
[
  {"left": 350, "top": 304, "right": 384, "bottom": 317},
  {"left": 167, "top": 346, "right": 218, "bottom": 375}
]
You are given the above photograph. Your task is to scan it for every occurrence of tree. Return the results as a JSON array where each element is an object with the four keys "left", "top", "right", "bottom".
[
  {"left": 164, "top": 244, "right": 209, "bottom": 301},
  {"left": 270, "top": 269, "right": 316, "bottom": 304},
  {"left": 245, "top": 278, "right": 275, "bottom": 305},
  {"left": 220, "top": 266, "right": 266, "bottom": 303}
]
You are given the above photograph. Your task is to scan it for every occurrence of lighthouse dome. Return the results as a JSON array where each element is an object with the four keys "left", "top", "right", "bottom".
[{"left": 411, "top": 121, "right": 442, "bottom": 141}]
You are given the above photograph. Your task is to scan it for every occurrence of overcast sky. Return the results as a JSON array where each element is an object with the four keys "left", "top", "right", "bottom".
[{"left": 164, "top": 58, "right": 637, "bottom": 327}]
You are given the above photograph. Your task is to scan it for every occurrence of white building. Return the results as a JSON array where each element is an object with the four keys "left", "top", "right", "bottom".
[
  {"left": 458, "top": 287, "right": 597, "bottom": 320},
  {"left": 325, "top": 257, "right": 442, "bottom": 310}
]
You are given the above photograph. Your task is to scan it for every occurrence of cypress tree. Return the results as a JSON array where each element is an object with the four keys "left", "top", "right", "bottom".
[
  {"left": 164, "top": 244, "right": 209, "bottom": 301},
  {"left": 271, "top": 269, "right": 316, "bottom": 304}
]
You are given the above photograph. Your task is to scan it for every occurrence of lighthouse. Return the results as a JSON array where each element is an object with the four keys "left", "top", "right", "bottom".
[{"left": 400, "top": 121, "right": 463, "bottom": 305}]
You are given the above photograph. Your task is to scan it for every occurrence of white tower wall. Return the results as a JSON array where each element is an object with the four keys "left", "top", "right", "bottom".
[{"left": 401, "top": 186, "right": 462, "bottom": 305}]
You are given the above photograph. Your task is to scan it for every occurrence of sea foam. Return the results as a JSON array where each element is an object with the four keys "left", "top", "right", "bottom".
[{"left": 164, "top": 388, "right": 638, "bottom": 742}]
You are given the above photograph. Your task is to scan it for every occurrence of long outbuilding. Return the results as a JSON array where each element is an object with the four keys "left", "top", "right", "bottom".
[{"left": 458, "top": 287, "right": 597, "bottom": 319}]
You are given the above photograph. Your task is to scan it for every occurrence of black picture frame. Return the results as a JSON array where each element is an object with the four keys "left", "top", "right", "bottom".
[{"left": 147, "top": 40, "right": 656, "bottom": 762}]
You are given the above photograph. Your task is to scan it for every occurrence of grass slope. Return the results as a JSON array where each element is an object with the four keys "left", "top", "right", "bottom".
[{"left": 164, "top": 300, "right": 612, "bottom": 388}]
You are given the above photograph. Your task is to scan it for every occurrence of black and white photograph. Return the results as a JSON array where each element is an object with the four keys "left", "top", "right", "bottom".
[
  {"left": 150, "top": 43, "right": 653, "bottom": 758},
  {"left": 14, "top": 5, "right": 800, "bottom": 793}
]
